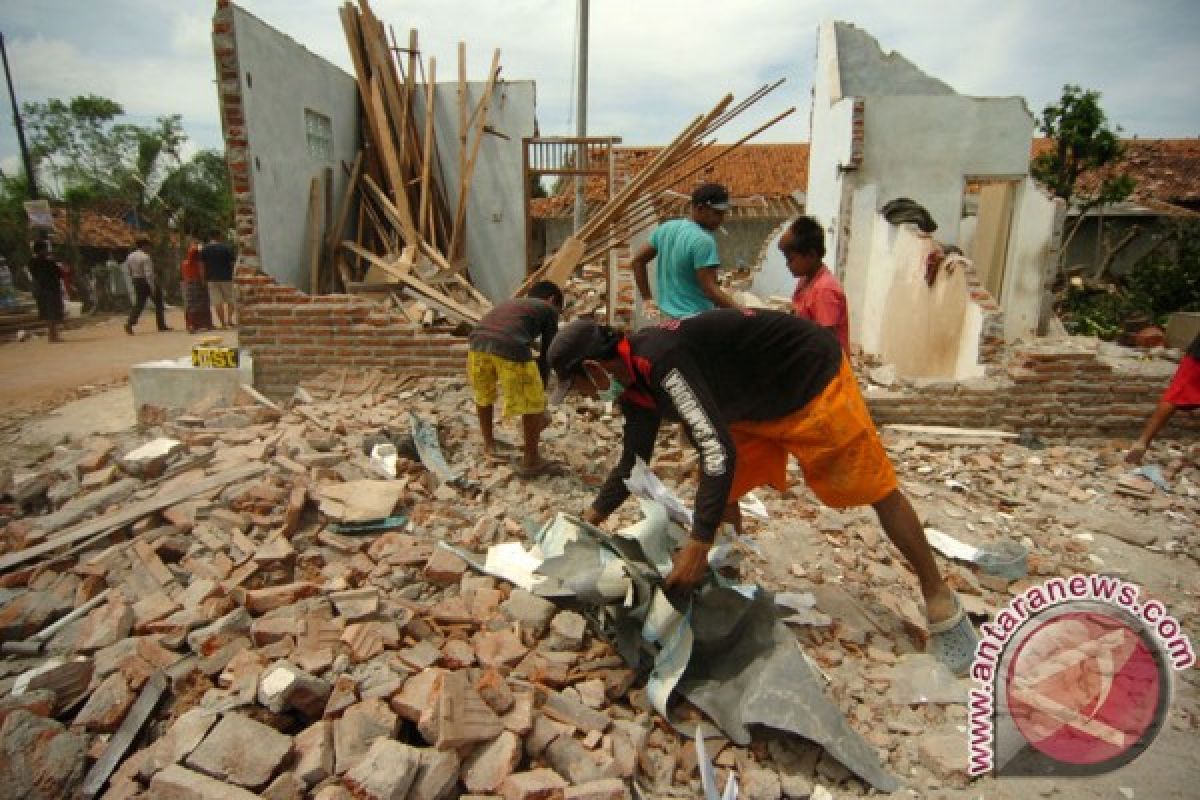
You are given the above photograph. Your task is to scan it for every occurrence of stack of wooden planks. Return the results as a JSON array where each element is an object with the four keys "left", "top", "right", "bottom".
[
  {"left": 517, "top": 81, "right": 795, "bottom": 297},
  {"left": 327, "top": 0, "right": 498, "bottom": 326}
]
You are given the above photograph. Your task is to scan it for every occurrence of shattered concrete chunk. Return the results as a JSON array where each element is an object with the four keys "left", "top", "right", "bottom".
[
  {"left": 0, "top": 710, "right": 87, "bottom": 800},
  {"left": 185, "top": 712, "right": 293, "bottom": 788}
]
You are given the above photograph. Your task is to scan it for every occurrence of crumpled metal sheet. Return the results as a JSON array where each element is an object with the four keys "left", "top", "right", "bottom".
[
  {"left": 409, "top": 412, "right": 478, "bottom": 489},
  {"left": 469, "top": 504, "right": 900, "bottom": 793},
  {"left": 678, "top": 585, "right": 899, "bottom": 792}
]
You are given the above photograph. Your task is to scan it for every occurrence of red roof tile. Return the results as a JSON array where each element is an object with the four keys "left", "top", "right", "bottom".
[
  {"left": 1030, "top": 137, "right": 1200, "bottom": 207},
  {"left": 536, "top": 138, "right": 1200, "bottom": 219},
  {"left": 50, "top": 208, "right": 139, "bottom": 249},
  {"left": 533, "top": 143, "right": 810, "bottom": 219}
]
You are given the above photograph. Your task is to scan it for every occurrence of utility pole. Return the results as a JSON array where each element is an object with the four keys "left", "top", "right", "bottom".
[
  {"left": 0, "top": 32, "right": 39, "bottom": 199},
  {"left": 572, "top": 0, "right": 588, "bottom": 233}
]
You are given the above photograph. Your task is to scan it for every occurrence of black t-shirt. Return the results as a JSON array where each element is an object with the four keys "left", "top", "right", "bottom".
[
  {"left": 593, "top": 308, "right": 843, "bottom": 541},
  {"left": 1188, "top": 332, "right": 1200, "bottom": 360},
  {"left": 200, "top": 242, "right": 236, "bottom": 281},
  {"left": 28, "top": 254, "right": 61, "bottom": 295},
  {"left": 469, "top": 298, "right": 559, "bottom": 383}
]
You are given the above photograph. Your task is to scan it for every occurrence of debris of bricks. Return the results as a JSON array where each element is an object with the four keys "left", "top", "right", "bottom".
[{"left": 0, "top": 358, "right": 1197, "bottom": 800}]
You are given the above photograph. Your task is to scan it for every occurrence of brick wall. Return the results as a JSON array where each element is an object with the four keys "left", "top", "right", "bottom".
[
  {"left": 866, "top": 346, "right": 1200, "bottom": 442},
  {"left": 213, "top": 1, "right": 262, "bottom": 274},
  {"left": 238, "top": 269, "right": 467, "bottom": 396}
]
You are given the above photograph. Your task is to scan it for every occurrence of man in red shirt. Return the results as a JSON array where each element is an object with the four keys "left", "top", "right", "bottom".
[{"left": 780, "top": 216, "right": 849, "bottom": 354}]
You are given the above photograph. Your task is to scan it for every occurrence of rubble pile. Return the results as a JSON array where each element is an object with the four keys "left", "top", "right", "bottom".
[{"left": 0, "top": 367, "right": 1197, "bottom": 799}]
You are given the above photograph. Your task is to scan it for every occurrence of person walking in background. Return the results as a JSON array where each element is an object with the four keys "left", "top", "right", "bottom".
[
  {"left": 29, "top": 239, "right": 65, "bottom": 342},
  {"left": 200, "top": 230, "right": 237, "bottom": 328},
  {"left": 781, "top": 215, "right": 849, "bottom": 354},
  {"left": 181, "top": 236, "right": 214, "bottom": 334},
  {"left": 123, "top": 236, "right": 169, "bottom": 335},
  {"left": 631, "top": 183, "right": 740, "bottom": 320}
]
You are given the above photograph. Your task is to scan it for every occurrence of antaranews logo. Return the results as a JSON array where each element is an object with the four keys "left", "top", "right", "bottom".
[{"left": 967, "top": 574, "right": 1195, "bottom": 778}]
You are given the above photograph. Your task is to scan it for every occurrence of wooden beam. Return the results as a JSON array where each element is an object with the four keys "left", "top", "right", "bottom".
[
  {"left": 367, "top": 77, "right": 418, "bottom": 240},
  {"left": 419, "top": 56, "right": 437, "bottom": 242},
  {"left": 326, "top": 150, "right": 364, "bottom": 276},
  {"left": 448, "top": 48, "right": 501, "bottom": 266},
  {"left": 80, "top": 672, "right": 168, "bottom": 798},
  {"left": 305, "top": 175, "right": 323, "bottom": 294},
  {"left": 342, "top": 241, "right": 481, "bottom": 324},
  {"left": 0, "top": 463, "right": 268, "bottom": 573}
]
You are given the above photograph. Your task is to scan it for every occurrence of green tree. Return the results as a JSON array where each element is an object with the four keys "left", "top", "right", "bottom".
[
  {"left": 23, "top": 94, "right": 186, "bottom": 226},
  {"left": 158, "top": 149, "right": 234, "bottom": 236},
  {"left": 1031, "top": 85, "right": 1135, "bottom": 274}
]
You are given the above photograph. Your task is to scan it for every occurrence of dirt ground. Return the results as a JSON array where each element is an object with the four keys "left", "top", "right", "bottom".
[{"left": 0, "top": 310, "right": 238, "bottom": 418}]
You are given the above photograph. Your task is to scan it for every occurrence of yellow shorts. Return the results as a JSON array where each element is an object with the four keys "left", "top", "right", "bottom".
[
  {"left": 467, "top": 351, "right": 547, "bottom": 417},
  {"left": 727, "top": 357, "right": 897, "bottom": 508}
]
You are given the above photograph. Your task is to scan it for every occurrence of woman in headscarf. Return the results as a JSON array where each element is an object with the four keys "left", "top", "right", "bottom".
[{"left": 180, "top": 235, "right": 214, "bottom": 334}]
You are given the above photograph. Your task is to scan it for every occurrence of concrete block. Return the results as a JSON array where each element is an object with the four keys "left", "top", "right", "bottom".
[
  {"left": 131, "top": 354, "right": 254, "bottom": 417},
  {"left": 343, "top": 737, "right": 421, "bottom": 800},
  {"left": 149, "top": 764, "right": 260, "bottom": 800},
  {"left": 186, "top": 712, "right": 292, "bottom": 788}
]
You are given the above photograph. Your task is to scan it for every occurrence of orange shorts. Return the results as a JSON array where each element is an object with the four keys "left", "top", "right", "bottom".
[{"left": 727, "top": 357, "right": 897, "bottom": 508}]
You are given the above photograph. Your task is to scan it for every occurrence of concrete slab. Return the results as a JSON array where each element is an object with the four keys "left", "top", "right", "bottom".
[{"left": 131, "top": 354, "right": 254, "bottom": 416}]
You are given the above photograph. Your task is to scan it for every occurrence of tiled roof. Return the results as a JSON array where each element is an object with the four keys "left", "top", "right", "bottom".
[
  {"left": 50, "top": 208, "right": 139, "bottom": 249},
  {"left": 1030, "top": 137, "right": 1200, "bottom": 208},
  {"left": 533, "top": 143, "right": 810, "bottom": 219},
  {"left": 534, "top": 138, "right": 1200, "bottom": 219}
]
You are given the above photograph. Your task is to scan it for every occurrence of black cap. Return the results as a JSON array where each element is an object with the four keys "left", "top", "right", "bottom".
[
  {"left": 546, "top": 319, "right": 614, "bottom": 404},
  {"left": 691, "top": 183, "right": 731, "bottom": 211}
]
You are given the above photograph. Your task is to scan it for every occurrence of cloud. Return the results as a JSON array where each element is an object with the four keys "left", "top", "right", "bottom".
[{"left": 0, "top": 0, "right": 1196, "bottom": 174}]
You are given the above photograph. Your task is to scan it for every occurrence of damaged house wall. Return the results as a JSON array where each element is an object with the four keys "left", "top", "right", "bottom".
[
  {"left": 806, "top": 21, "right": 1060, "bottom": 373},
  {"left": 416, "top": 80, "right": 536, "bottom": 300},
  {"left": 215, "top": 3, "right": 359, "bottom": 291},
  {"left": 215, "top": 3, "right": 534, "bottom": 300}
]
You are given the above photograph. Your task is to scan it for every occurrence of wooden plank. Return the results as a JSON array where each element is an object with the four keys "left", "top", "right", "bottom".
[
  {"left": 418, "top": 56, "right": 437, "bottom": 242},
  {"left": 544, "top": 236, "right": 587, "bottom": 288},
  {"left": 0, "top": 463, "right": 268, "bottom": 573},
  {"left": 457, "top": 41, "right": 468, "bottom": 207},
  {"left": 305, "top": 175, "right": 323, "bottom": 294},
  {"left": 448, "top": 48, "right": 501, "bottom": 265},
  {"left": 883, "top": 424, "right": 1018, "bottom": 439},
  {"left": 326, "top": 152, "right": 364, "bottom": 283},
  {"left": 342, "top": 241, "right": 481, "bottom": 325},
  {"left": 80, "top": 671, "right": 168, "bottom": 799},
  {"left": 368, "top": 76, "right": 417, "bottom": 240}
]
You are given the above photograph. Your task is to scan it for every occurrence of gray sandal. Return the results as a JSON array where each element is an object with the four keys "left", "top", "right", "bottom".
[{"left": 928, "top": 593, "right": 979, "bottom": 676}]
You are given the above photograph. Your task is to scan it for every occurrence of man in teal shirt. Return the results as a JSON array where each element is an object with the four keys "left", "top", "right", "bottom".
[{"left": 632, "top": 183, "right": 740, "bottom": 319}]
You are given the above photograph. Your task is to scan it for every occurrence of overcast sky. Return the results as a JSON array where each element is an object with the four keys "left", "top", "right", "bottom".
[{"left": 2, "top": 0, "right": 1199, "bottom": 177}]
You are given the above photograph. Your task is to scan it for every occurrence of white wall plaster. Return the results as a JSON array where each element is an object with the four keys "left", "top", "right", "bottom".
[
  {"left": 232, "top": 6, "right": 358, "bottom": 291},
  {"left": 1000, "top": 177, "right": 1062, "bottom": 342}
]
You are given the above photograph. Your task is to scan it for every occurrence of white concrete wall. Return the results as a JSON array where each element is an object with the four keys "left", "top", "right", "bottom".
[
  {"left": 811, "top": 19, "right": 1049, "bottom": 354},
  {"left": 805, "top": 22, "right": 857, "bottom": 271},
  {"left": 416, "top": 80, "right": 536, "bottom": 302},
  {"left": 843, "top": 184, "right": 881, "bottom": 352},
  {"left": 749, "top": 220, "right": 794, "bottom": 300},
  {"left": 850, "top": 205, "right": 984, "bottom": 379},
  {"left": 1000, "top": 177, "right": 1061, "bottom": 342},
  {"left": 232, "top": 6, "right": 358, "bottom": 291},
  {"left": 858, "top": 95, "right": 1033, "bottom": 246}
]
